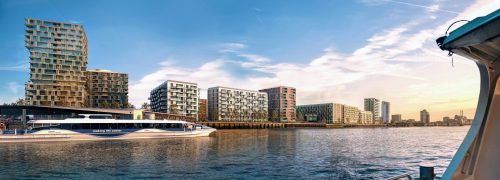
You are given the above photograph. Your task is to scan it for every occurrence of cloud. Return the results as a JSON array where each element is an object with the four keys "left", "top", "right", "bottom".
[
  {"left": 383, "top": 0, "right": 459, "bottom": 14},
  {"left": 129, "top": 0, "right": 497, "bottom": 120},
  {"left": 0, "top": 63, "right": 29, "bottom": 72},
  {"left": 7, "top": 82, "right": 21, "bottom": 94},
  {"left": 218, "top": 43, "right": 247, "bottom": 53}
]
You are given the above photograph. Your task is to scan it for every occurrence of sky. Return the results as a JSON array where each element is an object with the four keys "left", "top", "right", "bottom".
[{"left": 0, "top": 0, "right": 498, "bottom": 121}]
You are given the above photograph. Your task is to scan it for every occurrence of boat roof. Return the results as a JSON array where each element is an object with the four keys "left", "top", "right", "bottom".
[
  {"left": 437, "top": 9, "right": 500, "bottom": 63},
  {"left": 28, "top": 119, "right": 189, "bottom": 124},
  {"left": 443, "top": 9, "right": 500, "bottom": 45}
]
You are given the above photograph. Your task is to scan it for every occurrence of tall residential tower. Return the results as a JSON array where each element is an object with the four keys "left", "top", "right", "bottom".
[
  {"left": 381, "top": 101, "right": 390, "bottom": 124},
  {"left": 25, "top": 18, "right": 88, "bottom": 107}
]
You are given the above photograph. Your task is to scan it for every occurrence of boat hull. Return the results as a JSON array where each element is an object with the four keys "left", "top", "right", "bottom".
[{"left": 0, "top": 128, "right": 216, "bottom": 143}]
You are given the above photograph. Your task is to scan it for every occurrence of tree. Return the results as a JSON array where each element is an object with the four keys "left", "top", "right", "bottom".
[
  {"left": 141, "top": 102, "right": 150, "bottom": 110},
  {"left": 297, "top": 111, "right": 304, "bottom": 122},
  {"left": 111, "top": 102, "right": 120, "bottom": 109},
  {"left": 232, "top": 109, "right": 240, "bottom": 122},
  {"left": 15, "top": 98, "right": 26, "bottom": 106},
  {"left": 271, "top": 110, "right": 278, "bottom": 122},
  {"left": 169, "top": 104, "right": 179, "bottom": 115},
  {"left": 101, "top": 101, "right": 109, "bottom": 108},
  {"left": 123, "top": 103, "right": 134, "bottom": 109}
]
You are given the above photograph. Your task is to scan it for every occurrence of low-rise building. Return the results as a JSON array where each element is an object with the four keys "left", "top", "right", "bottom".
[
  {"left": 391, "top": 114, "right": 402, "bottom": 123},
  {"left": 296, "top": 103, "right": 345, "bottom": 124},
  {"left": 359, "top": 111, "right": 373, "bottom": 124},
  {"left": 343, "top": 105, "right": 360, "bottom": 124},
  {"left": 207, "top": 86, "right": 268, "bottom": 122}
]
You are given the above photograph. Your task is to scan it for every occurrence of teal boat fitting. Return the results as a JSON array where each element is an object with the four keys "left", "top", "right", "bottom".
[{"left": 436, "top": 8, "right": 500, "bottom": 180}]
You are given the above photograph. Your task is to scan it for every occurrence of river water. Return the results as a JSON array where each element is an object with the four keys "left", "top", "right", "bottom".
[{"left": 0, "top": 126, "right": 469, "bottom": 179}]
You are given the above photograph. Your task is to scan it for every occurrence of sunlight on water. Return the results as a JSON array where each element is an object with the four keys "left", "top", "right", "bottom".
[{"left": 0, "top": 126, "right": 469, "bottom": 179}]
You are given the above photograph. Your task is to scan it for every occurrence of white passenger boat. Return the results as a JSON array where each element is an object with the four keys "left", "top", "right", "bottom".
[{"left": 0, "top": 114, "right": 216, "bottom": 142}]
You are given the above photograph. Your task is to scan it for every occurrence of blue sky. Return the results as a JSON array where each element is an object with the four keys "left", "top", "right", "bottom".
[{"left": 0, "top": 0, "right": 497, "bottom": 119}]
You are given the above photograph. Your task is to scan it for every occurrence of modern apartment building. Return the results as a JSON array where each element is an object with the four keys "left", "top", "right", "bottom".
[
  {"left": 391, "top": 114, "right": 402, "bottom": 123},
  {"left": 296, "top": 103, "right": 345, "bottom": 123},
  {"left": 343, "top": 105, "right": 361, "bottom": 124},
  {"left": 85, "top": 69, "right": 128, "bottom": 108},
  {"left": 259, "top": 86, "right": 296, "bottom": 122},
  {"left": 207, "top": 87, "right": 268, "bottom": 122},
  {"left": 364, "top": 98, "right": 380, "bottom": 123},
  {"left": 24, "top": 18, "right": 88, "bottom": 107},
  {"left": 149, "top": 80, "right": 198, "bottom": 118},
  {"left": 420, "top": 109, "right": 430, "bottom": 124},
  {"left": 198, "top": 99, "right": 208, "bottom": 121},
  {"left": 359, "top": 111, "right": 374, "bottom": 124},
  {"left": 381, "top": 101, "right": 390, "bottom": 124}
]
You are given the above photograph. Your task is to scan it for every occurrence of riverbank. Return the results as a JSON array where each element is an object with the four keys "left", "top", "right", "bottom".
[{"left": 197, "top": 122, "right": 469, "bottom": 129}]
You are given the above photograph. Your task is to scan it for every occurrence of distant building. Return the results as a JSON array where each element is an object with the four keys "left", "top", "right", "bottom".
[
  {"left": 364, "top": 98, "right": 380, "bottom": 123},
  {"left": 149, "top": 80, "right": 198, "bottom": 118},
  {"left": 391, "top": 114, "right": 402, "bottom": 123},
  {"left": 343, "top": 105, "right": 361, "bottom": 124},
  {"left": 381, "top": 101, "right": 390, "bottom": 124},
  {"left": 198, "top": 99, "right": 208, "bottom": 121},
  {"left": 420, "top": 109, "right": 430, "bottom": 124},
  {"left": 85, "top": 69, "right": 128, "bottom": 108},
  {"left": 359, "top": 111, "right": 373, "bottom": 124},
  {"left": 207, "top": 86, "right": 268, "bottom": 122},
  {"left": 259, "top": 86, "right": 296, "bottom": 122},
  {"left": 333, "top": 103, "right": 344, "bottom": 124},
  {"left": 296, "top": 103, "right": 343, "bottom": 123},
  {"left": 24, "top": 18, "right": 88, "bottom": 107}
]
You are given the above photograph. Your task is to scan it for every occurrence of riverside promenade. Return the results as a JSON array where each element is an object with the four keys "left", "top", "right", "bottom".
[
  {"left": 197, "top": 122, "right": 390, "bottom": 129},
  {"left": 197, "top": 122, "right": 453, "bottom": 129}
]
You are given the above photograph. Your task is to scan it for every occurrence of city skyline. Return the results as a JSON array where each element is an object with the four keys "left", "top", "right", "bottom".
[{"left": 1, "top": 0, "right": 499, "bottom": 120}]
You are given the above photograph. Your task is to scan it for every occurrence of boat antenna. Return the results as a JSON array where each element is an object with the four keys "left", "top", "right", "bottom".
[{"left": 443, "top": 20, "right": 470, "bottom": 68}]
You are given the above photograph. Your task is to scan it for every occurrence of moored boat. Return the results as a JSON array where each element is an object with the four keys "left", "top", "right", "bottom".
[{"left": 0, "top": 114, "right": 216, "bottom": 142}]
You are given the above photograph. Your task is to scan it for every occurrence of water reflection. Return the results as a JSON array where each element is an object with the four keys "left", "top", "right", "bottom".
[{"left": 0, "top": 127, "right": 468, "bottom": 179}]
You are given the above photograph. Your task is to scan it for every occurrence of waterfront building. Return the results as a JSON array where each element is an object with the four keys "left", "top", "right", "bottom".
[
  {"left": 343, "top": 105, "right": 361, "bottom": 124},
  {"left": 420, "top": 109, "right": 430, "bottom": 124},
  {"left": 296, "top": 103, "right": 343, "bottom": 123},
  {"left": 85, "top": 69, "right": 128, "bottom": 108},
  {"left": 149, "top": 80, "right": 198, "bottom": 118},
  {"left": 259, "top": 86, "right": 296, "bottom": 122},
  {"left": 359, "top": 111, "right": 374, "bottom": 124},
  {"left": 333, "top": 103, "right": 344, "bottom": 124},
  {"left": 207, "top": 86, "right": 268, "bottom": 122},
  {"left": 24, "top": 18, "right": 88, "bottom": 107},
  {"left": 364, "top": 98, "right": 380, "bottom": 123},
  {"left": 381, "top": 101, "right": 390, "bottom": 124},
  {"left": 391, "top": 114, "right": 402, "bottom": 123},
  {"left": 198, "top": 99, "right": 208, "bottom": 121}
]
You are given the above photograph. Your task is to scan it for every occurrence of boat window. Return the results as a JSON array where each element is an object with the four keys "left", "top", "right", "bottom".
[
  {"left": 82, "top": 123, "right": 91, "bottom": 129},
  {"left": 71, "top": 123, "right": 82, "bottom": 129},
  {"left": 91, "top": 123, "right": 100, "bottom": 129},
  {"left": 89, "top": 115, "right": 112, "bottom": 119},
  {"left": 60, "top": 124, "right": 72, "bottom": 129},
  {"left": 71, "top": 115, "right": 86, "bottom": 118}
]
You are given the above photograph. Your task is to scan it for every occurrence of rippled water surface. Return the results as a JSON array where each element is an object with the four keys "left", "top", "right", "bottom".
[{"left": 0, "top": 127, "right": 469, "bottom": 179}]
